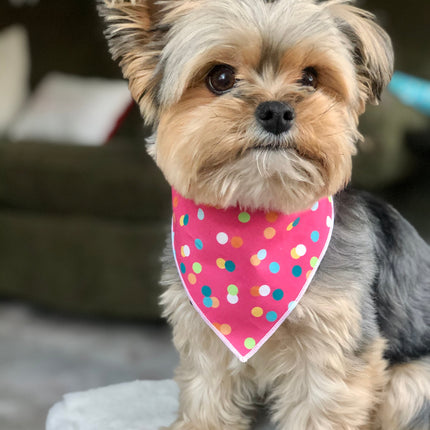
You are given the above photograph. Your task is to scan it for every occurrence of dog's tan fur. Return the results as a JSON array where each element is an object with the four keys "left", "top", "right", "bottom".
[{"left": 99, "top": 1, "right": 429, "bottom": 429}]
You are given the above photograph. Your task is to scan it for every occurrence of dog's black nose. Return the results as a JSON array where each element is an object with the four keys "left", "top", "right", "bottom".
[{"left": 255, "top": 101, "right": 295, "bottom": 135}]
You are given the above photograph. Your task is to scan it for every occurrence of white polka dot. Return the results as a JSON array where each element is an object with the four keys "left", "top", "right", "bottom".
[
  {"left": 311, "top": 201, "right": 319, "bottom": 211},
  {"left": 197, "top": 208, "right": 205, "bottom": 220},
  {"left": 296, "top": 244, "right": 307, "bottom": 257},
  {"left": 259, "top": 285, "right": 271, "bottom": 297},
  {"left": 326, "top": 216, "right": 333, "bottom": 228},
  {"left": 216, "top": 232, "right": 229, "bottom": 245},
  {"left": 227, "top": 294, "right": 239, "bottom": 304},
  {"left": 183, "top": 245, "right": 190, "bottom": 257}
]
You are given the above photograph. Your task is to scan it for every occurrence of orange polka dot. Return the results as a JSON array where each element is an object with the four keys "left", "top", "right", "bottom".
[
  {"left": 250, "top": 286, "right": 261, "bottom": 297},
  {"left": 211, "top": 297, "right": 220, "bottom": 308},
  {"left": 216, "top": 258, "right": 226, "bottom": 269},
  {"left": 251, "top": 307, "right": 263, "bottom": 317},
  {"left": 264, "top": 227, "right": 276, "bottom": 239},
  {"left": 250, "top": 255, "right": 261, "bottom": 266},
  {"left": 231, "top": 236, "right": 243, "bottom": 248},
  {"left": 188, "top": 273, "right": 196, "bottom": 284},
  {"left": 220, "top": 324, "right": 232, "bottom": 335},
  {"left": 306, "top": 270, "right": 312, "bottom": 279},
  {"left": 172, "top": 214, "right": 176, "bottom": 224},
  {"left": 173, "top": 196, "right": 179, "bottom": 208},
  {"left": 265, "top": 212, "right": 279, "bottom": 222},
  {"left": 213, "top": 322, "right": 221, "bottom": 330}
]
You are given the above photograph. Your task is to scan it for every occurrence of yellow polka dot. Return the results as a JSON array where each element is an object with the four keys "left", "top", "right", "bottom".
[
  {"left": 188, "top": 273, "right": 196, "bottom": 285},
  {"left": 211, "top": 297, "right": 220, "bottom": 308},
  {"left": 250, "top": 255, "right": 261, "bottom": 266},
  {"left": 216, "top": 258, "right": 226, "bottom": 269},
  {"left": 251, "top": 307, "right": 263, "bottom": 317},
  {"left": 179, "top": 215, "right": 185, "bottom": 226},
  {"left": 290, "top": 248, "right": 300, "bottom": 259},
  {"left": 250, "top": 286, "right": 260, "bottom": 297},
  {"left": 220, "top": 324, "right": 232, "bottom": 335},
  {"left": 231, "top": 236, "right": 243, "bottom": 248},
  {"left": 264, "top": 227, "right": 276, "bottom": 239},
  {"left": 265, "top": 212, "right": 279, "bottom": 222},
  {"left": 287, "top": 222, "right": 294, "bottom": 231}
]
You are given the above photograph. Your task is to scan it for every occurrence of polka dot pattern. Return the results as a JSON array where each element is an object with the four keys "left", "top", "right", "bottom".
[{"left": 172, "top": 189, "right": 334, "bottom": 362}]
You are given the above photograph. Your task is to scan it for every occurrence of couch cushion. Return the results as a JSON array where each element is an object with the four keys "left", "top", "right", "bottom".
[
  {"left": 0, "top": 140, "right": 171, "bottom": 221},
  {"left": 0, "top": 209, "right": 168, "bottom": 320}
]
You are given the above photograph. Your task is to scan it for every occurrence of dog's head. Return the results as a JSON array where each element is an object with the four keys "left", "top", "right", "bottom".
[{"left": 100, "top": 0, "right": 393, "bottom": 213}]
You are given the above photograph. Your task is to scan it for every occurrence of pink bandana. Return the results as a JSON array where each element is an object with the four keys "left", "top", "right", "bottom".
[{"left": 171, "top": 189, "right": 334, "bottom": 362}]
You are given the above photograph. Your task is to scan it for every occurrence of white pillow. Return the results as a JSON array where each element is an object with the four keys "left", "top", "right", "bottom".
[
  {"left": 8, "top": 72, "right": 133, "bottom": 145},
  {"left": 0, "top": 25, "right": 30, "bottom": 135}
]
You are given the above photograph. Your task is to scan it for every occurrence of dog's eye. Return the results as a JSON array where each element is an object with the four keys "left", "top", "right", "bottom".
[
  {"left": 300, "top": 67, "right": 318, "bottom": 89},
  {"left": 206, "top": 65, "right": 236, "bottom": 95}
]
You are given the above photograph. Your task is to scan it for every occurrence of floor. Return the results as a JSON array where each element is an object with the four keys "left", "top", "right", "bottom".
[{"left": 0, "top": 304, "right": 179, "bottom": 430}]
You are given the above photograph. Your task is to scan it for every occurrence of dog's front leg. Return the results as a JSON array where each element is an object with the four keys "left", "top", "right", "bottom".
[
  {"left": 265, "top": 337, "right": 387, "bottom": 430},
  {"left": 164, "top": 354, "right": 254, "bottom": 430}
]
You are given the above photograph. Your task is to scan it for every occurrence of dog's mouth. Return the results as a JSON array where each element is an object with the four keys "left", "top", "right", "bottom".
[{"left": 252, "top": 144, "right": 284, "bottom": 152}]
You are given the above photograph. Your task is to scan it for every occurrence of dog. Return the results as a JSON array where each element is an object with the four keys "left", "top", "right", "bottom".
[{"left": 99, "top": 1, "right": 430, "bottom": 428}]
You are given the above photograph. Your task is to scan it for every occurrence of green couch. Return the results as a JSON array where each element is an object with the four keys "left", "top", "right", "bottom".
[{"left": 0, "top": 139, "right": 171, "bottom": 319}]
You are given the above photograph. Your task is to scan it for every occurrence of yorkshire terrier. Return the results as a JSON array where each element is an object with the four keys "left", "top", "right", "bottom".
[{"left": 99, "top": 1, "right": 430, "bottom": 429}]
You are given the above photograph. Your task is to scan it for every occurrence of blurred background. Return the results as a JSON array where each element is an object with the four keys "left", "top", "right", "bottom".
[{"left": 0, "top": 0, "right": 428, "bottom": 429}]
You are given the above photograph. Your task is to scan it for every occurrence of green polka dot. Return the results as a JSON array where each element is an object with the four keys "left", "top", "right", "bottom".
[
  {"left": 193, "top": 262, "right": 202, "bottom": 274},
  {"left": 244, "top": 337, "right": 256, "bottom": 349},
  {"left": 310, "top": 257, "right": 318, "bottom": 268},
  {"left": 227, "top": 284, "right": 238, "bottom": 296},
  {"left": 238, "top": 212, "right": 251, "bottom": 223}
]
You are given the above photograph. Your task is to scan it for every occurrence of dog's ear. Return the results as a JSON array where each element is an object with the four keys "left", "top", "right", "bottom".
[
  {"left": 98, "top": 0, "right": 170, "bottom": 123},
  {"left": 326, "top": 1, "right": 394, "bottom": 109}
]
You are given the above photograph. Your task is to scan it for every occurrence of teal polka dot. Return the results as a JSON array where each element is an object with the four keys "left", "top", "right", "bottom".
[
  {"left": 292, "top": 265, "right": 302, "bottom": 277},
  {"left": 293, "top": 217, "right": 300, "bottom": 227},
  {"left": 203, "top": 297, "right": 213, "bottom": 308},
  {"left": 272, "top": 289, "right": 284, "bottom": 301},
  {"left": 201, "top": 286, "right": 212, "bottom": 297},
  {"left": 183, "top": 214, "right": 189, "bottom": 226},
  {"left": 266, "top": 311, "right": 277, "bottom": 322},
  {"left": 269, "top": 262, "right": 280, "bottom": 274},
  {"left": 311, "top": 231, "right": 320, "bottom": 242},
  {"left": 225, "top": 260, "right": 236, "bottom": 272},
  {"left": 195, "top": 239, "right": 203, "bottom": 250},
  {"left": 180, "top": 263, "right": 186, "bottom": 274}
]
